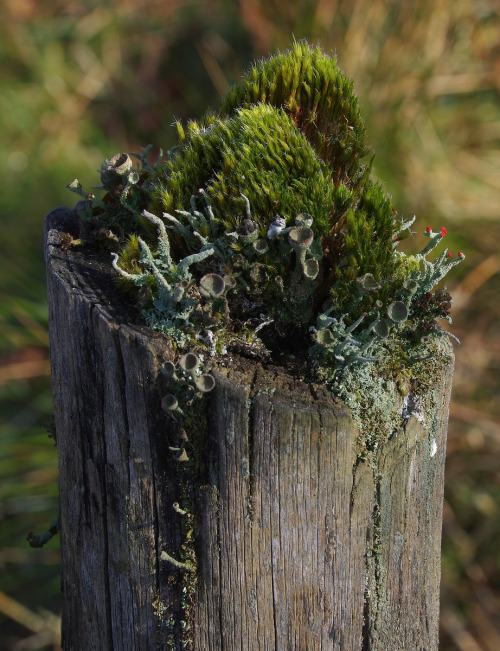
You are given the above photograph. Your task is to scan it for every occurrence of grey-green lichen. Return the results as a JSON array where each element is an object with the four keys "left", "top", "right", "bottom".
[{"left": 331, "top": 336, "right": 453, "bottom": 454}]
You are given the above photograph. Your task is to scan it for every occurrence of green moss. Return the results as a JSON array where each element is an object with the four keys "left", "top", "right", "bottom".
[
  {"left": 151, "top": 103, "right": 338, "bottom": 236},
  {"left": 220, "top": 41, "right": 369, "bottom": 188},
  {"left": 340, "top": 180, "right": 396, "bottom": 282}
]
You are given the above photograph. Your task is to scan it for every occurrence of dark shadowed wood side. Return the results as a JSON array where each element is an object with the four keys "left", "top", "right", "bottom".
[{"left": 45, "top": 207, "right": 454, "bottom": 650}]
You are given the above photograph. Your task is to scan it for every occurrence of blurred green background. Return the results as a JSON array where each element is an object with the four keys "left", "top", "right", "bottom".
[{"left": 1, "top": 1, "right": 499, "bottom": 649}]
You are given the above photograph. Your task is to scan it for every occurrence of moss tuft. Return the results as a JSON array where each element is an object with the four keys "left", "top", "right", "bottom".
[{"left": 151, "top": 103, "right": 338, "bottom": 236}]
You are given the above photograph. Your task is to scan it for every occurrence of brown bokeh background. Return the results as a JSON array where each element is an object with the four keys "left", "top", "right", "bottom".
[{"left": 1, "top": 1, "right": 499, "bottom": 649}]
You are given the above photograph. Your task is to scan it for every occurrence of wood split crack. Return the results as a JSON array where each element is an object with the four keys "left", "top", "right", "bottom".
[{"left": 245, "top": 367, "right": 260, "bottom": 522}]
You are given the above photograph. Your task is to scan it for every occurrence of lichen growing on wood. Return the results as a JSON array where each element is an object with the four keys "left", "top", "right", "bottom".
[{"left": 67, "top": 41, "right": 463, "bottom": 443}]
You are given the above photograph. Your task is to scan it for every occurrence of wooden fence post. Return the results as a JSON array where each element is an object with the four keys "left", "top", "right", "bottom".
[{"left": 45, "top": 207, "right": 454, "bottom": 650}]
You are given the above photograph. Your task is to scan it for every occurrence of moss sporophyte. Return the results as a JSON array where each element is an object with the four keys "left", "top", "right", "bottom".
[{"left": 67, "top": 41, "right": 463, "bottom": 442}]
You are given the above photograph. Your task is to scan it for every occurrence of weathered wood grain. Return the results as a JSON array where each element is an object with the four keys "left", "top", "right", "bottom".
[{"left": 45, "top": 207, "right": 454, "bottom": 650}]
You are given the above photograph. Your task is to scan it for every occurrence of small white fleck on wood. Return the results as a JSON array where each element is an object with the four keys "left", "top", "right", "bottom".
[{"left": 430, "top": 439, "right": 438, "bottom": 458}]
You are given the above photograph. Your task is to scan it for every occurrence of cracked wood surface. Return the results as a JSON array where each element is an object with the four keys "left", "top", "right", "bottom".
[{"left": 45, "top": 207, "right": 454, "bottom": 650}]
